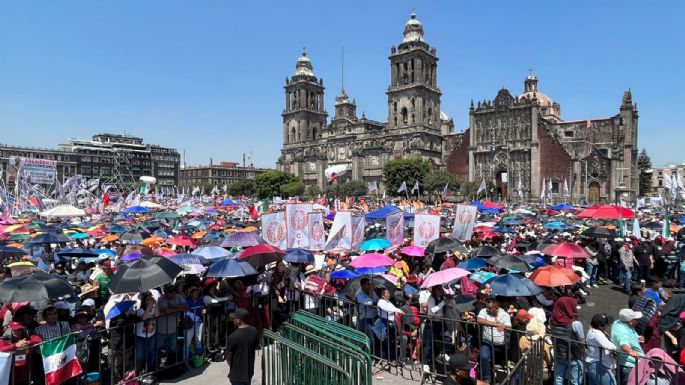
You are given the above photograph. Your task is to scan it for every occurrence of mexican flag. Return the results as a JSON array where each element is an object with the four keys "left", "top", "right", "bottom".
[{"left": 40, "top": 334, "right": 82, "bottom": 385}]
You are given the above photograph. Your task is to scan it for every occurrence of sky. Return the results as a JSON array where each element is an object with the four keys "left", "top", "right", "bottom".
[{"left": 0, "top": 1, "right": 683, "bottom": 168}]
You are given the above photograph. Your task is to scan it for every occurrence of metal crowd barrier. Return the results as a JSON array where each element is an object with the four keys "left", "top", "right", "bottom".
[{"left": 261, "top": 329, "right": 353, "bottom": 385}]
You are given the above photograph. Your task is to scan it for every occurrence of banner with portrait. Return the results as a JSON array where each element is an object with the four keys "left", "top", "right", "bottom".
[
  {"left": 308, "top": 212, "right": 325, "bottom": 251},
  {"left": 452, "top": 204, "right": 478, "bottom": 241},
  {"left": 6, "top": 156, "right": 57, "bottom": 185},
  {"left": 413, "top": 213, "right": 440, "bottom": 247},
  {"left": 286, "top": 203, "right": 313, "bottom": 248},
  {"left": 386, "top": 211, "right": 404, "bottom": 247},
  {"left": 261, "top": 211, "right": 287, "bottom": 249}
]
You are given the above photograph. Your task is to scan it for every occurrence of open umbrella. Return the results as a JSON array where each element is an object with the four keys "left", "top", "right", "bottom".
[
  {"left": 420, "top": 267, "right": 469, "bottom": 288},
  {"left": 330, "top": 269, "right": 360, "bottom": 280},
  {"left": 485, "top": 274, "right": 542, "bottom": 297},
  {"left": 0, "top": 246, "right": 27, "bottom": 260},
  {"left": 401, "top": 245, "right": 425, "bottom": 257},
  {"left": 529, "top": 265, "right": 581, "bottom": 287},
  {"left": 472, "top": 245, "right": 502, "bottom": 258},
  {"left": 0, "top": 273, "right": 75, "bottom": 303},
  {"left": 108, "top": 255, "right": 183, "bottom": 294},
  {"left": 577, "top": 205, "right": 634, "bottom": 219},
  {"left": 343, "top": 275, "right": 396, "bottom": 300},
  {"left": 205, "top": 257, "right": 258, "bottom": 278},
  {"left": 192, "top": 246, "right": 232, "bottom": 260},
  {"left": 360, "top": 238, "right": 391, "bottom": 251},
  {"left": 580, "top": 226, "right": 618, "bottom": 238},
  {"left": 123, "top": 206, "right": 150, "bottom": 214},
  {"left": 168, "top": 253, "right": 209, "bottom": 266},
  {"left": 543, "top": 221, "right": 568, "bottom": 230},
  {"left": 425, "top": 237, "right": 468, "bottom": 255},
  {"left": 487, "top": 255, "right": 531, "bottom": 272},
  {"left": 457, "top": 257, "right": 487, "bottom": 271},
  {"left": 238, "top": 244, "right": 284, "bottom": 267},
  {"left": 107, "top": 224, "right": 129, "bottom": 234},
  {"left": 220, "top": 232, "right": 266, "bottom": 248},
  {"left": 284, "top": 248, "right": 315, "bottom": 264},
  {"left": 55, "top": 248, "right": 99, "bottom": 258},
  {"left": 542, "top": 242, "right": 589, "bottom": 259},
  {"left": 167, "top": 235, "right": 196, "bottom": 247},
  {"left": 25, "top": 233, "right": 70, "bottom": 244},
  {"left": 349, "top": 253, "right": 394, "bottom": 268},
  {"left": 120, "top": 230, "right": 149, "bottom": 243},
  {"left": 105, "top": 300, "right": 136, "bottom": 320}
]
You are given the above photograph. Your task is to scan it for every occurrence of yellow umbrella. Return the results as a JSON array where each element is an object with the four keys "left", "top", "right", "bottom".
[{"left": 7, "top": 261, "right": 35, "bottom": 267}]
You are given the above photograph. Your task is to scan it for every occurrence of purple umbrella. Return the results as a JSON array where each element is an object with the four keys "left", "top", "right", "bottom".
[
  {"left": 220, "top": 231, "right": 266, "bottom": 248},
  {"left": 120, "top": 252, "right": 143, "bottom": 262}
]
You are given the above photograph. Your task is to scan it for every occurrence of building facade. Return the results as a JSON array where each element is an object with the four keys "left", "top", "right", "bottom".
[
  {"left": 649, "top": 165, "right": 685, "bottom": 197},
  {"left": 447, "top": 77, "right": 639, "bottom": 204},
  {"left": 179, "top": 161, "right": 270, "bottom": 189},
  {"left": 278, "top": 12, "right": 454, "bottom": 190}
]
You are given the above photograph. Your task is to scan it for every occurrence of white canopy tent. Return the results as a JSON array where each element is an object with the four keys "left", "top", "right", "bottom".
[{"left": 39, "top": 204, "right": 86, "bottom": 218}]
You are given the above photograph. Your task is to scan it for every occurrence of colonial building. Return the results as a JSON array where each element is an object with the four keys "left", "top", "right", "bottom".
[
  {"left": 447, "top": 76, "right": 639, "bottom": 204},
  {"left": 179, "top": 161, "right": 270, "bottom": 189},
  {"left": 278, "top": 12, "right": 454, "bottom": 189}
]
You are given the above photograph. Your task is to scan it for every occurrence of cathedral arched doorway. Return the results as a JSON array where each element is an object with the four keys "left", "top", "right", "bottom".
[
  {"left": 495, "top": 171, "right": 508, "bottom": 201},
  {"left": 588, "top": 182, "right": 600, "bottom": 204}
]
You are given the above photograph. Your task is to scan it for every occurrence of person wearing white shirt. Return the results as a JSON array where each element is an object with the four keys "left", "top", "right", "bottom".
[
  {"left": 586, "top": 314, "right": 617, "bottom": 385},
  {"left": 421, "top": 285, "right": 449, "bottom": 372},
  {"left": 377, "top": 288, "right": 404, "bottom": 362},
  {"left": 477, "top": 298, "right": 512, "bottom": 383}
]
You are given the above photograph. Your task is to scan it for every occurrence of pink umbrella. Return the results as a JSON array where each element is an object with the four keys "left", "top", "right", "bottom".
[
  {"left": 420, "top": 267, "right": 469, "bottom": 289},
  {"left": 382, "top": 274, "right": 399, "bottom": 285},
  {"left": 349, "top": 253, "right": 394, "bottom": 268},
  {"left": 401, "top": 245, "right": 425, "bottom": 257}
]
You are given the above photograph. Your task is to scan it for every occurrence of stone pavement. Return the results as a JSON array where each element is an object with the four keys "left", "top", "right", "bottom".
[{"left": 162, "top": 283, "right": 630, "bottom": 385}]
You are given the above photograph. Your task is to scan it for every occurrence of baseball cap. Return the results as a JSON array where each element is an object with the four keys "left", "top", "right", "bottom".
[
  {"left": 229, "top": 308, "right": 250, "bottom": 322},
  {"left": 82, "top": 298, "right": 96, "bottom": 307},
  {"left": 54, "top": 301, "right": 69, "bottom": 310},
  {"left": 448, "top": 353, "right": 476, "bottom": 371},
  {"left": 516, "top": 309, "right": 534, "bottom": 320},
  {"left": 618, "top": 309, "right": 643, "bottom": 322}
]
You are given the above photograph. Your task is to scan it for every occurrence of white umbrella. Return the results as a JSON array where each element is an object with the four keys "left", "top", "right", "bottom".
[{"left": 40, "top": 204, "right": 86, "bottom": 218}]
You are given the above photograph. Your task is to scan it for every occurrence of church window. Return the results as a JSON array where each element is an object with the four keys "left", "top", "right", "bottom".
[
  {"left": 312, "top": 126, "right": 318, "bottom": 139},
  {"left": 393, "top": 101, "right": 397, "bottom": 113},
  {"left": 394, "top": 117, "right": 397, "bottom": 126},
  {"left": 428, "top": 108, "right": 433, "bottom": 125},
  {"left": 411, "top": 98, "right": 415, "bottom": 110},
  {"left": 411, "top": 59, "right": 415, "bottom": 83},
  {"left": 403, "top": 62, "right": 409, "bottom": 84},
  {"left": 290, "top": 127, "right": 296, "bottom": 143},
  {"left": 411, "top": 113, "right": 415, "bottom": 124},
  {"left": 401, "top": 108, "right": 408, "bottom": 124},
  {"left": 551, "top": 182, "right": 559, "bottom": 194}
]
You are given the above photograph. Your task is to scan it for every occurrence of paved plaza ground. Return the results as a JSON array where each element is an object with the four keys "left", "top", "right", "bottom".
[{"left": 163, "top": 282, "right": 634, "bottom": 385}]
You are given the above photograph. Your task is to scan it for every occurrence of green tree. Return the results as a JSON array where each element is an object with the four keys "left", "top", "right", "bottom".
[
  {"left": 637, "top": 148, "right": 653, "bottom": 197},
  {"left": 280, "top": 181, "right": 306, "bottom": 197},
  {"left": 305, "top": 184, "right": 321, "bottom": 200},
  {"left": 255, "top": 170, "right": 298, "bottom": 199},
  {"left": 226, "top": 180, "right": 255, "bottom": 196},
  {"left": 424, "top": 170, "right": 460, "bottom": 196},
  {"left": 383, "top": 158, "right": 430, "bottom": 195},
  {"left": 340, "top": 180, "right": 369, "bottom": 198}
]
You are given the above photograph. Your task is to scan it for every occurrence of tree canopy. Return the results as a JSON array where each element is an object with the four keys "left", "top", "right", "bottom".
[
  {"left": 383, "top": 158, "right": 430, "bottom": 195},
  {"left": 255, "top": 170, "right": 299, "bottom": 199},
  {"left": 637, "top": 148, "right": 652, "bottom": 197}
]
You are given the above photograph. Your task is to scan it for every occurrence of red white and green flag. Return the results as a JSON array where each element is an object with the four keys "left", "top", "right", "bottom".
[{"left": 40, "top": 334, "right": 82, "bottom": 385}]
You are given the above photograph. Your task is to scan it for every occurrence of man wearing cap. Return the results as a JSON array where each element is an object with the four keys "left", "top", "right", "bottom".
[
  {"left": 226, "top": 308, "right": 259, "bottom": 385},
  {"left": 611, "top": 309, "right": 645, "bottom": 385},
  {"left": 0, "top": 322, "right": 43, "bottom": 385},
  {"left": 442, "top": 352, "right": 484, "bottom": 385}
]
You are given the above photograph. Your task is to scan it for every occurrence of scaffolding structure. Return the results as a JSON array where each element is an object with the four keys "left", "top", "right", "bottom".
[{"left": 104, "top": 147, "right": 138, "bottom": 192}]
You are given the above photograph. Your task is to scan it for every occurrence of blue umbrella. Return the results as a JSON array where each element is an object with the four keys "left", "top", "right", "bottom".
[
  {"left": 56, "top": 248, "right": 99, "bottom": 258},
  {"left": 123, "top": 206, "right": 150, "bottom": 214},
  {"left": 355, "top": 266, "right": 388, "bottom": 275},
  {"left": 457, "top": 257, "right": 487, "bottom": 271},
  {"left": 121, "top": 252, "right": 143, "bottom": 262},
  {"left": 469, "top": 271, "right": 496, "bottom": 283},
  {"left": 169, "top": 253, "right": 209, "bottom": 266},
  {"left": 360, "top": 238, "right": 392, "bottom": 251},
  {"left": 552, "top": 203, "right": 574, "bottom": 211},
  {"left": 96, "top": 248, "right": 117, "bottom": 257},
  {"left": 220, "top": 199, "right": 239, "bottom": 207},
  {"left": 543, "top": 221, "right": 568, "bottom": 230},
  {"left": 70, "top": 232, "right": 90, "bottom": 239},
  {"left": 492, "top": 226, "right": 516, "bottom": 234},
  {"left": 107, "top": 224, "right": 129, "bottom": 234},
  {"left": 485, "top": 274, "right": 542, "bottom": 297},
  {"left": 105, "top": 300, "right": 136, "bottom": 320},
  {"left": 284, "top": 248, "right": 315, "bottom": 264},
  {"left": 330, "top": 269, "right": 361, "bottom": 279},
  {"left": 206, "top": 257, "right": 258, "bottom": 278},
  {"left": 193, "top": 246, "right": 231, "bottom": 260}
]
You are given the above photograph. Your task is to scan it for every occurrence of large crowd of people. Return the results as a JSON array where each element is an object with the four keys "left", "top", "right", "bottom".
[{"left": 0, "top": 197, "right": 684, "bottom": 385}]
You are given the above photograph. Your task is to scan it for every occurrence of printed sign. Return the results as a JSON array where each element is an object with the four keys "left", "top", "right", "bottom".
[
  {"left": 452, "top": 204, "right": 478, "bottom": 241},
  {"left": 413, "top": 213, "right": 440, "bottom": 247},
  {"left": 261, "top": 211, "right": 287, "bottom": 249},
  {"left": 6, "top": 156, "right": 57, "bottom": 185}
]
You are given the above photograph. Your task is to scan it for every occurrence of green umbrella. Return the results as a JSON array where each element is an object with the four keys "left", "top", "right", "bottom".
[
  {"left": 10, "top": 234, "right": 30, "bottom": 241},
  {"left": 155, "top": 211, "right": 180, "bottom": 219},
  {"left": 500, "top": 215, "right": 522, "bottom": 224}
]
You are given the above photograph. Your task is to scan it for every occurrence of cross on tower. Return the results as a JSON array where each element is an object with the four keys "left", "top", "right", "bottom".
[{"left": 528, "top": 67, "right": 534, "bottom": 77}]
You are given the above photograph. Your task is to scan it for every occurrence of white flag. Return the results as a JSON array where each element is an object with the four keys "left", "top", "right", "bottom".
[
  {"left": 663, "top": 174, "right": 673, "bottom": 191},
  {"left": 397, "top": 181, "right": 407, "bottom": 194},
  {"left": 368, "top": 180, "right": 378, "bottom": 193},
  {"left": 547, "top": 179, "right": 553, "bottom": 198},
  {"left": 678, "top": 173, "right": 684, "bottom": 191},
  {"left": 385, "top": 211, "right": 404, "bottom": 247},
  {"left": 411, "top": 181, "right": 420, "bottom": 194},
  {"left": 476, "top": 179, "right": 486, "bottom": 195},
  {"left": 223, "top": 184, "right": 227, "bottom": 193},
  {"left": 562, "top": 178, "right": 570, "bottom": 197},
  {"left": 413, "top": 214, "right": 441, "bottom": 247},
  {"left": 540, "top": 178, "right": 546, "bottom": 199},
  {"left": 672, "top": 174, "right": 679, "bottom": 191},
  {"left": 452, "top": 204, "right": 478, "bottom": 241},
  {"left": 442, "top": 183, "right": 449, "bottom": 198},
  {"left": 308, "top": 212, "right": 325, "bottom": 251},
  {"left": 325, "top": 211, "right": 352, "bottom": 251},
  {"left": 285, "top": 203, "right": 313, "bottom": 248}
]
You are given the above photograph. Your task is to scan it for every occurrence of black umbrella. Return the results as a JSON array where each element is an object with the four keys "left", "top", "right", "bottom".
[
  {"left": 580, "top": 226, "right": 618, "bottom": 238},
  {"left": 487, "top": 254, "right": 531, "bottom": 272},
  {"left": 0, "top": 273, "right": 75, "bottom": 303},
  {"left": 472, "top": 245, "right": 502, "bottom": 258},
  {"left": 55, "top": 248, "right": 99, "bottom": 258},
  {"left": 343, "top": 275, "right": 396, "bottom": 300},
  {"left": 0, "top": 246, "right": 27, "bottom": 260},
  {"left": 25, "top": 233, "right": 70, "bottom": 244},
  {"left": 119, "top": 230, "right": 150, "bottom": 242},
  {"left": 425, "top": 237, "right": 468, "bottom": 255},
  {"left": 109, "top": 255, "right": 183, "bottom": 294}
]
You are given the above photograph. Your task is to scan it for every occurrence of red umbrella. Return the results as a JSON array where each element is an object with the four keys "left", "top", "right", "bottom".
[
  {"left": 473, "top": 225, "right": 492, "bottom": 233},
  {"left": 238, "top": 244, "right": 285, "bottom": 268},
  {"left": 479, "top": 231, "right": 500, "bottom": 240},
  {"left": 577, "top": 205, "right": 634, "bottom": 219},
  {"left": 530, "top": 265, "right": 581, "bottom": 287},
  {"left": 167, "top": 236, "right": 196, "bottom": 247},
  {"left": 542, "top": 242, "right": 589, "bottom": 259}
]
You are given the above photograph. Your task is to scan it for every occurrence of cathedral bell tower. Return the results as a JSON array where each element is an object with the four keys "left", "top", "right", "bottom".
[
  {"left": 282, "top": 49, "right": 328, "bottom": 146},
  {"left": 387, "top": 12, "right": 441, "bottom": 132}
]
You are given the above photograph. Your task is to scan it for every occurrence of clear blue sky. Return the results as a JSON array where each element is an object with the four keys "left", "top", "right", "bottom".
[{"left": 0, "top": 1, "right": 682, "bottom": 168}]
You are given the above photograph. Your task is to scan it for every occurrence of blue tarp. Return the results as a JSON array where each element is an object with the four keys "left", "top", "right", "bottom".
[
  {"left": 365, "top": 204, "right": 402, "bottom": 220},
  {"left": 220, "top": 199, "right": 239, "bottom": 206},
  {"left": 552, "top": 203, "right": 574, "bottom": 210},
  {"left": 470, "top": 201, "right": 502, "bottom": 214}
]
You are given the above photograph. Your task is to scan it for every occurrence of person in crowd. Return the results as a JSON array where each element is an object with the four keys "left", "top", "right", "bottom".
[
  {"left": 377, "top": 287, "right": 404, "bottom": 365},
  {"left": 476, "top": 297, "right": 511, "bottom": 384},
  {"left": 270, "top": 260, "right": 289, "bottom": 331},
  {"left": 645, "top": 276, "right": 669, "bottom": 305},
  {"left": 549, "top": 297, "right": 585, "bottom": 385},
  {"left": 54, "top": 300, "right": 71, "bottom": 322},
  {"left": 0, "top": 322, "right": 43, "bottom": 385},
  {"left": 72, "top": 261, "right": 91, "bottom": 284},
  {"left": 519, "top": 320, "right": 552, "bottom": 384},
  {"left": 185, "top": 286, "right": 204, "bottom": 360},
  {"left": 585, "top": 314, "right": 617, "bottom": 385},
  {"left": 135, "top": 291, "right": 159, "bottom": 372},
  {"left": 157, "top": 284, "right": 188, "bottom": 360},
  {"left": 422, "top": 285, "right": 451, "bottom": 373},
  {"left": 356, "top": 277, "right": 379, "bottom": 343},
  {"left": 226, "top": 308, "right": 259, "bottom": 385},
  {"left": 35, "top": 305, "right": 72, "bottom": 341},
  {"left": 633, "top": 240, "right": 652, "bottom": 283},
  {"left": 611, "top": 309, "right": 645, "bottom": 385},
  {"left": 93, "top": 260, "right": 113, "bottom": 305},
  {"left": 442, "top": 352, "right": 481, "bottom": 385},
  {"left": 398, "top": 294, "right": 420, "bottom": 364},
  {"left": 585, "top": 241, "right": 600, "bottom": 288},
  {"left": 619, "top": 240, "right": 637, "bottom": 294}
]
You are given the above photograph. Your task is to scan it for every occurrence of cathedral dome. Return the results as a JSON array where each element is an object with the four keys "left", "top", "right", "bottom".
[
  {"left": 518, "top": 90, "right": 553, "bottom": 106},
  {"left": 295, "top": 49, "right": 314, "bottom": 76},
  {"left": 402, "top": 12, "right": 425, "bottom": 43}
]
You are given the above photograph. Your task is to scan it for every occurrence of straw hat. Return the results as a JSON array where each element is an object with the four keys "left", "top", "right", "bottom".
[{"left": 79, "top": 283, "right": 98, "bottom": 297}]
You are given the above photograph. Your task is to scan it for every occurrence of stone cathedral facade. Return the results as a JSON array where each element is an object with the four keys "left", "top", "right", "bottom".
[
  {"left": 278, "top": 12, "right": 639, "bottom": 203},
  {"left": 277, "top": 13, "right": 454, "bottom": 190}
]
